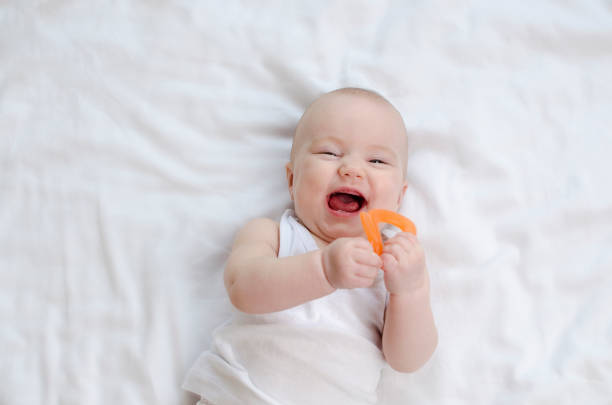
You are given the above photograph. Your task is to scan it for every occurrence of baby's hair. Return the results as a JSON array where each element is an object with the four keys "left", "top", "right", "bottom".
[
  {"left": 291, "top": 87, "right": 408, "bottom": 165},
  {"left": 325, "top": 87, "right": 391, "bottom": 105}
]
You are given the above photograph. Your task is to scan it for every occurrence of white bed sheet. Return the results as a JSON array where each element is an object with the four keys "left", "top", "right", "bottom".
[{"left": 1, "top": 1, "right": 611, "bottom": 404}]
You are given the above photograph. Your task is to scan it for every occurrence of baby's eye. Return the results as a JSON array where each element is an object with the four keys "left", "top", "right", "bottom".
[
  {"left": 369, "top": 159, "right": 387, "bottom": 164},
  {"left": 318, "top": 151, "right": 338, "bottom": 157}
]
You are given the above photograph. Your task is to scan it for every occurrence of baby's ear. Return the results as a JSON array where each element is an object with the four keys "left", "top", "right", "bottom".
[{"left": 285, "top": 162, "right": 294, "bottom": 200}]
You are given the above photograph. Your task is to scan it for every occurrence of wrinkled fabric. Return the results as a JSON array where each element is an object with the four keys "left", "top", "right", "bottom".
[{"left": 1, "top": 1, "right": 611, "bottom": 404}]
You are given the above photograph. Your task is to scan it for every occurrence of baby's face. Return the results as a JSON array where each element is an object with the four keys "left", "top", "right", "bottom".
[{"left": 286, "top": 92, "right": 408, "bottom": 245}]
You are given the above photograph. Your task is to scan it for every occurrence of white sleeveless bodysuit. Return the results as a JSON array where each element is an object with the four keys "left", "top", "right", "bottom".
[{"left": 183, "top": 210, "right": 387, "bottom": 405}]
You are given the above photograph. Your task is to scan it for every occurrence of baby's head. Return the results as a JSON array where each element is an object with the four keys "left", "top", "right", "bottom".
[{"left": 286, "top": 88, "right": 409, "bottom": 245}]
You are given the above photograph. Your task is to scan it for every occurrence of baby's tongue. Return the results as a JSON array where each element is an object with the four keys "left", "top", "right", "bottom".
[{"left": 328, "top": 193, "right": 360, "bottom": 212}]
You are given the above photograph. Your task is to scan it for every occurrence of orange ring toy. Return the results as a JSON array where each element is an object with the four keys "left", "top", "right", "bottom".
[{"left": 359, "top": 209, "right": 417, "bottom": 255}]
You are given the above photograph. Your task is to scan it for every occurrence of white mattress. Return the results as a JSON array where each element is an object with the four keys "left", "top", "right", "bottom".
[{"left": 1, "top": 1, "right": 611, "bottom": 404}]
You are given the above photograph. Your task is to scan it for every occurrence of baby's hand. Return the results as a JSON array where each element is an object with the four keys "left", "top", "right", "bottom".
[
  {"left": 321, "top": 237, "right": 382, "bottom": 289},
  {"left": 381, "top": 232, "right": 427, "bottom": 295}
]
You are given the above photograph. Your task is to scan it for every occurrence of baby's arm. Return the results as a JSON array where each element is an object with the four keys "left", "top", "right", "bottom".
[
  {"left": 380, "top": 233, "right": 438, "bottom": 373},
  {"left": 224, "top": 218, "right": 382, "bottom": 314},
  {"left": 224, "top": 218, "right": 333, "bottom": 314}
]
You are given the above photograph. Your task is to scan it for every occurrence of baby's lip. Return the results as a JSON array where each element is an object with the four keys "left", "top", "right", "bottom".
[{"left": 328, "top": 187, "right": 367, "bottom": 201}]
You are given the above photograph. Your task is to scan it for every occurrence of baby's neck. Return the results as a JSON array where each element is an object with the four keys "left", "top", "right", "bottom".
[{"left": 311, "top": 233, "right": 330, "bottom": 249}]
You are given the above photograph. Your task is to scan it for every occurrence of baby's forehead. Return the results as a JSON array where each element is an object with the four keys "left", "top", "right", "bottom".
[{"left": 297, "top": 93, "right": 405, "bottom": 138}]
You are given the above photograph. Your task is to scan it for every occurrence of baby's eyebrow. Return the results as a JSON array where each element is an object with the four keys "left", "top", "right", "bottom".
[
  {"left": 311, "top": 135, "right": 342, "bottom": 144},
  {"left": 309, "top": 136, "right": 400, "bottom": 159},
  {"left": 308, "top": 136, "right": 343, "bottom": 148},
  {"left": 368, "top": 144, "right": 397, "bottom": 156}
]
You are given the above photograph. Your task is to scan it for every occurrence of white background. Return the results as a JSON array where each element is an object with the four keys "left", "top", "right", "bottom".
[{"left": 1, "top": 1, "right": 611, "bottom": 404}]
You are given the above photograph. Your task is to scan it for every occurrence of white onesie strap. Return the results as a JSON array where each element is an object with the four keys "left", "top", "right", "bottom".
[{"left": 278, "top": 209, "right": 318, "bottom": 258}]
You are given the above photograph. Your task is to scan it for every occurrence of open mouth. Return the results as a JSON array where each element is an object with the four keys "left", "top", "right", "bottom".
[{"left": 327, "top": 190, "right": 366, "bottom": 213}]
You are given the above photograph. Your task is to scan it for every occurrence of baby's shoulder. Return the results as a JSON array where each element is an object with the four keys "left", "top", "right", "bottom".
[
  {"left": 241, "top": 217, "right": 279, "bottom": 234},
  {"left": 233, "top": 217, "right": 280, "bottom": 252}
]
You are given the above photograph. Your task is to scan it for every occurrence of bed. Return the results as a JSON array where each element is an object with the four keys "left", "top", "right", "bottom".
[{"left": 1, "top": 1, "right": 611, "bottom": 404}]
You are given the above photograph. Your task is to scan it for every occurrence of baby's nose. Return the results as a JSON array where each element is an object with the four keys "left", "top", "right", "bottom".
[{"left": 339, "top": 163, "right": 364, "bottom": 179}]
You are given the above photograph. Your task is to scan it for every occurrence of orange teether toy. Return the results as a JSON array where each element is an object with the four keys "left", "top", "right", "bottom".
[{"left": 359, "top": 209, "right": 417, "bottom": 255}]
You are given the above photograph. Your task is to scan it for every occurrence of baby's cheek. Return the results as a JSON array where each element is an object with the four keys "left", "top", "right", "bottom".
[{"left": 375, "top": 183, "right": 402, "bottom": 208}]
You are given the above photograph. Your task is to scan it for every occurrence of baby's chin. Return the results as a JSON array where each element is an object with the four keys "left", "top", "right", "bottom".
[
  {"left": 300, "top": 215, "right": 366, "bottom": 244},
  {"left": 318, "top": 225, "right": 366, "bottom": 243}
]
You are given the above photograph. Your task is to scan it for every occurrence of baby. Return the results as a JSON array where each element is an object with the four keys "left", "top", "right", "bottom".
[{"left": 184, "top": 88, "right": 438, "bottom": 405}]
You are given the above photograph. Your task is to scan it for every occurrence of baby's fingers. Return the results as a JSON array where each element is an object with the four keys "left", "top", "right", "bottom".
[
  {"left": 382, "top": 241, "right": 410, "bottom": 263},
  {"left": 354, "top": 265, "right": 379, "bottom": 287},
  {"left": 354, "top": 248, "right": 383, "bottom": 268},
  {"left": 384, "top": 233, "right": 415, "bottom": 251},
  {"left": 380, "top": 252, "right": 399, "bottom": 273}
]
